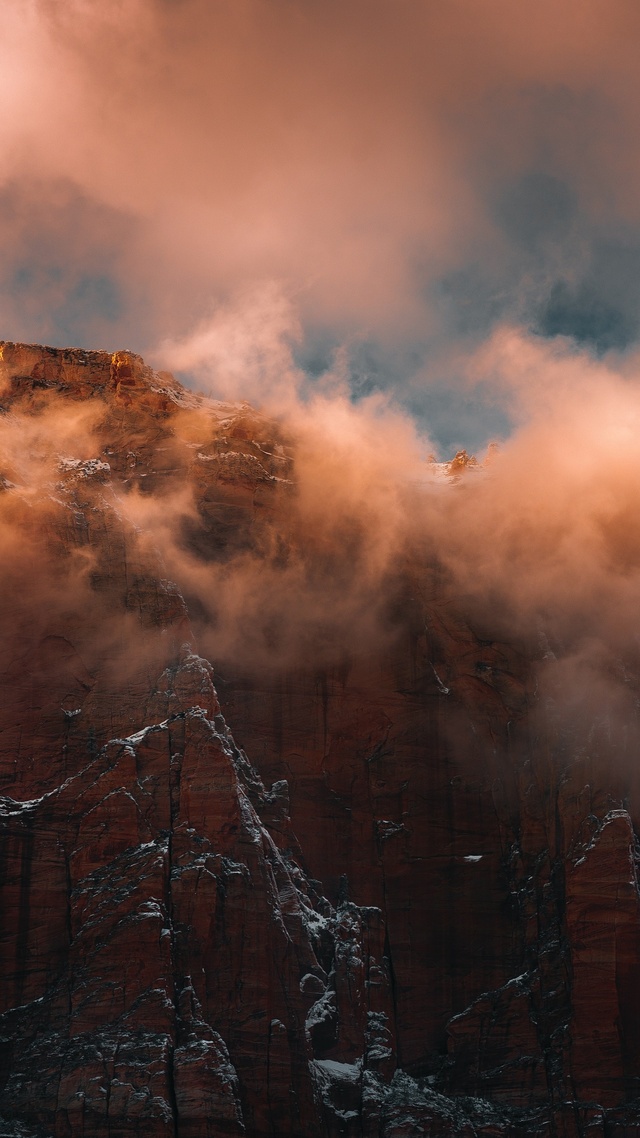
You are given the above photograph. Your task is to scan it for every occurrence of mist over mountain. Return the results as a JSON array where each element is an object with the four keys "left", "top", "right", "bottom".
[{"left": 1, "top": 342, "right": 640, "bottom": 1135}]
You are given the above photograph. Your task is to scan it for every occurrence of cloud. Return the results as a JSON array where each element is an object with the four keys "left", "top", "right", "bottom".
[
  {"left": 3, "top": 326, "right": 640, "bottom": 788},
  {"left": 155, "top": 281, "right": 305, "bottom": 408},
  {"left": 2, "top": 0, "right": 640, "bottom": 445}
]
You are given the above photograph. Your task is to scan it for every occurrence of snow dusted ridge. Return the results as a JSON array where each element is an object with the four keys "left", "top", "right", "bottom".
[{"left": 0, "top": 640, "right": 481, "bottom": 1136}]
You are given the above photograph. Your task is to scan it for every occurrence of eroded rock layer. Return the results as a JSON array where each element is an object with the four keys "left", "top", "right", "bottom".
[{"left": 1, "top": 342, "right": 640, "bottom": 1136}]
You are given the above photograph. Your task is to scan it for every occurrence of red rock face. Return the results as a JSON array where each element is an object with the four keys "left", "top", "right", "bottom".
[{"left": 1, "top": 342, "right": 640, "bottom": 1136}]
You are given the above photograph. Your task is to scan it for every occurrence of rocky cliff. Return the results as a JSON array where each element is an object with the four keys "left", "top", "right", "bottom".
[{"left": 1, "top": 342, "right": 640, "bottom": 1136}]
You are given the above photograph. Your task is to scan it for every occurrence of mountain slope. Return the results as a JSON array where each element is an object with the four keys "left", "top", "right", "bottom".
[{"left": 1, "top": 342, "right": 640, "bottom": 1136}]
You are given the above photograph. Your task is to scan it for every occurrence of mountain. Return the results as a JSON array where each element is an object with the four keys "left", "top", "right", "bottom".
[{"left": 1, "top": 341, "right": 640, "bottom": 1137}]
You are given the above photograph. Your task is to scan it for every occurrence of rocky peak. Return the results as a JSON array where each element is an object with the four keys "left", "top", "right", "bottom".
[{"left": 0, "top": 341, "right": 198, "bottom": 414}]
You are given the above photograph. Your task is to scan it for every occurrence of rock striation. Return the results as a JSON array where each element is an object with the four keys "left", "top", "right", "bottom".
[{"left": 1, "top": 342, "right": 640, "bottom": 1135}]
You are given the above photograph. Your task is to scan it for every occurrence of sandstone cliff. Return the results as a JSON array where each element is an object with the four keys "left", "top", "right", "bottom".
[{"left": 1, "top": 342, "right": 640, "bottom": 1136}]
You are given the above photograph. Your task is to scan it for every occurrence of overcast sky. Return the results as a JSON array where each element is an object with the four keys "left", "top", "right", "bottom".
[{"left": 2, "top": 0, "right": 640, "bottom": 451}]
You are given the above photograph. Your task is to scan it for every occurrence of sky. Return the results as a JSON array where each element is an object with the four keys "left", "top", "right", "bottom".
[{"left": 2, "top": 0, "right": 640, "bottom": 451}]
